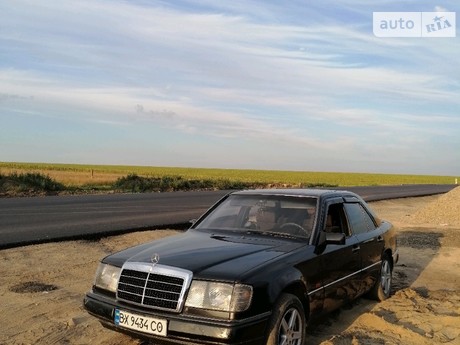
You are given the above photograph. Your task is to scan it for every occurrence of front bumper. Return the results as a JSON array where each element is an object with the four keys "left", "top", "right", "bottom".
[{"left": 84, "top": 291, "right": 269, "bottom": 345}]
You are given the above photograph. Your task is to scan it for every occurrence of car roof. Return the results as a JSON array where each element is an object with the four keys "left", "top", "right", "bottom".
[{"left": 230, "top": 188, "right": 359, "bottom": 199}]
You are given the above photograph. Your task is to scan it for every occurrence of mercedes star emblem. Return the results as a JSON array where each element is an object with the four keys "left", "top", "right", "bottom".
[{"left": 151, "top": 253, "right": 160, "bottom": 265}]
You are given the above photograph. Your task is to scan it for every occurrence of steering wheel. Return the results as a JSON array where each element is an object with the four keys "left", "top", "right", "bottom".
[{"left": 280, "top": 222, "right": 309, "bottom": 236}]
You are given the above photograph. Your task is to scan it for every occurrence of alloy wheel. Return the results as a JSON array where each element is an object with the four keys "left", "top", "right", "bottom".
[
  {"left": 380, "top": 259, "right": 392, "bottom": 297},
  {"left": 278, "top": 307, "right": 303, "bottom": 345}
]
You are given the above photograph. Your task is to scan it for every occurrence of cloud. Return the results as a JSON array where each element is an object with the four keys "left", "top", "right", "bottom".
[{"left": 0, "top": 0, "right": 458, "bottom": 174}]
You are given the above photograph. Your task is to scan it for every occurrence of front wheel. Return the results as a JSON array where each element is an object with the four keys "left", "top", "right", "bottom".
[
  {"left": 266, "top": 293, "right": 306, "bottom": 345},
  {"left": 369, "top": 255, "right": 392, "bottom": 301}
]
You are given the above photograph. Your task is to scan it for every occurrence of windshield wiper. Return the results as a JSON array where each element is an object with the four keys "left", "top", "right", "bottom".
[{"left": 244, "top": 229, "right": 298, "bottom": 239}]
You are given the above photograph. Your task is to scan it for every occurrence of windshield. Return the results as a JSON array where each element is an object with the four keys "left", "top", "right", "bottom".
[{"left": 195, "top": 194, "right": 317, "bottom": 239}]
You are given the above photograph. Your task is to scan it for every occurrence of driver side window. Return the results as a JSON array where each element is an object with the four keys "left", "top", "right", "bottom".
[{"left": 324, "top": 203, "right": 350, "bottom": 237}]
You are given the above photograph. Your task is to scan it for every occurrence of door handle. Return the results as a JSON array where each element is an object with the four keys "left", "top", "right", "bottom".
[
  {"left": 377, "top": 236, "right": 384, "bottom": 242},
  {"left": 352, "top": 245, "right": 360, "bottom": 253}
]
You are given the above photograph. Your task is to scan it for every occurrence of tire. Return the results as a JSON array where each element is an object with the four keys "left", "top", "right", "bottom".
[
  {"left": 266, "top": 293, "right": 306, "bottom": 345},
  {"left": 369, "top": 255, "right": 392, "bottom": 301}
]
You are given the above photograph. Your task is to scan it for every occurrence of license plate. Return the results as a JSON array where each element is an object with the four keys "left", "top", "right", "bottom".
[{"left": 114, "top": 309, "right": 167, "bottom": 336}]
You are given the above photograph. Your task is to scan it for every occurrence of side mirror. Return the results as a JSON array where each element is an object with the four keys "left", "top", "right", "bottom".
[{"left": 314, "top": 232, "right": 346, "bottom": 254}]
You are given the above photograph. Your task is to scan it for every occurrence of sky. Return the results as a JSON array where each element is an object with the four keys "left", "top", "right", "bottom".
[{"left": 0, "top": 0, "right": 459, "bottom": 176}]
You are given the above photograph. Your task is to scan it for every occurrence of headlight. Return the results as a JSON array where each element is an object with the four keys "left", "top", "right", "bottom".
[
  {"left": 94, "top": 263, "right": 121, "bottom": 293},
  {"left": 185, "top": 281, "right": 253, "bottom": 312}
]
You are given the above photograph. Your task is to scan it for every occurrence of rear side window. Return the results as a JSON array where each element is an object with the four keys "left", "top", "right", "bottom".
[{"left": 344, "top": 203, "right": 376, "bottom": 235}]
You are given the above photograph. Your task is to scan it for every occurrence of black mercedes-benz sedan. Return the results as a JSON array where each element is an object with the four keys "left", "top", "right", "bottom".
[{"left": 84, "top": 189, "right": 398, "bottom": 345}]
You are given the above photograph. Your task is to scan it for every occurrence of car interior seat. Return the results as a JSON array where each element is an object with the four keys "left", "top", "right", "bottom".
[{"left": 325, "top": 214, "right": 342, "bottom": 233}]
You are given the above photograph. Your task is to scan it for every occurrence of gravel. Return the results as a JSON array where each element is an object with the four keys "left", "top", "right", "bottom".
[{"left": 411, "top": 186, "right": 460, "bottom": 227}]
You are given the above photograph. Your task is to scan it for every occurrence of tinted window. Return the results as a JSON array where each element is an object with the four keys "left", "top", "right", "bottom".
[{"left": 344, "top": 203, "right": 376, "bottom": 235}]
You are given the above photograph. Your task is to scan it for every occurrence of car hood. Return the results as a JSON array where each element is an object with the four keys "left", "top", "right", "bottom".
[{"left": 104, "top": 229, "right": 305, "bottom": 281}]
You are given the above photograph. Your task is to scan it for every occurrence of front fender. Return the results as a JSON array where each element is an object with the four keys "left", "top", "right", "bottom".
[
  {"left": 243, "top": 264, "right": 311, "bottom": 321},
  {"left": 267, "top": 266, "right": 308, "bottom": 304}
]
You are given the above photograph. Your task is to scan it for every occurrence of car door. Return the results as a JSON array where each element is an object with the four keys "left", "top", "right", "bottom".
[
  {"left": 319, "top": 200, "right": 362, "bottom": 312},
  {"left": 344, "top": 202, "right": 385, "bottom": 294}
]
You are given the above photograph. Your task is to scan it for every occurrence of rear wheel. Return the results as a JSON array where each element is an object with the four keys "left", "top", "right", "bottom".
[
  {"left": 369, "top": 255, "right": 392, "bottom": 301},
  {"left": 266, "top": 293, "right": 306, "bottom": 345}
]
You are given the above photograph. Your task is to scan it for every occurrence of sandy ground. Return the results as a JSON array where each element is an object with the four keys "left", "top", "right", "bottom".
[{"left": 0, "top": 194, "right": 459, "bottom": 345}]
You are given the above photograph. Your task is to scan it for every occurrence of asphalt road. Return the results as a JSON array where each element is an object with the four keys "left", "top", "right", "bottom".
[{"left": 0, "top": 184, "right": 456, "bottom": 249}]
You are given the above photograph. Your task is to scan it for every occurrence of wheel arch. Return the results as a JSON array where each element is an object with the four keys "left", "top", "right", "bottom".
[
  {"left": 265, "top": 267, "right": 311, "bottom": 321},
  {"left": 382, "top": 248, "right": 394, "bottom": 269},
  {"left": 281, "top": 281, "right": 310, "bottom": 320}
]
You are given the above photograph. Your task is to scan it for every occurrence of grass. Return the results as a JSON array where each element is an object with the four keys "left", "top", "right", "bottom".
[
  {"left": 0, "top": 162, "right": 458, "bottom": 195},
  {"left": 113, "top": 174, "right": 258, "bottom": 193},
  {"left": 0, "top": 172, "right": 64, "bottom": 196}
]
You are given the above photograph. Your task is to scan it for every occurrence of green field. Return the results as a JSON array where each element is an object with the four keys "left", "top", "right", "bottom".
[{"left": 0, "top": 162, "right": 457, "bottom": 188}]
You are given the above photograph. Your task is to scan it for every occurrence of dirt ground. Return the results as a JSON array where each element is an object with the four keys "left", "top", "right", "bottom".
[{"left": 0, "top": 191, "right": 459, "bottom": 345}]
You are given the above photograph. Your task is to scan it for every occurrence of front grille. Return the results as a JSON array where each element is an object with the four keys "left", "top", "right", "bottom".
[{"left": 116, "top": 263, "right": 193, "bottom": 312}]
